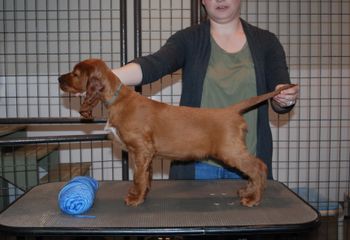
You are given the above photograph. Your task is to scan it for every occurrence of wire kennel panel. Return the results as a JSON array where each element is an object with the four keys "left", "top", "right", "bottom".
[
  {"left": 240, "top": 0, "right": 350, "bottom": 202},
  {"left": 136, "top": 0, "right": 191, "bottom": 106},
  {"left": 0, "top": 0, "right": 127, "bottom": 190},
  {"left": 240, "top": 1, "right": 349, "bottom": 239},
  {"left": 0, "top": 0, "right": 124, "bottom": 119}
]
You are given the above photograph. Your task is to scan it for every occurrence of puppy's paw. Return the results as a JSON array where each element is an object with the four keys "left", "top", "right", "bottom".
[
  {"left": 124, "top": 194, "right": 144, "bottom": 207},
  {"left": 238, "top": 184, "right": 262, "bottom": 207},
  {"left": 124, "top": 185, "right": 147, "bottom": 206},
  {"left": 240, "top": 195, "right": 261, "bottom": 207}
]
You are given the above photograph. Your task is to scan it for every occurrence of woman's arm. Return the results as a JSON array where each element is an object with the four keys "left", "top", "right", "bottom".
[
  {"left": 112, "top": 30, "right": 186, "bottom": 86},
  {"left": 132, "top": 31, "right": 187, "bottom": 85},
  {"left": 112, "top": 62, "right": 143, "bottom": 86}
]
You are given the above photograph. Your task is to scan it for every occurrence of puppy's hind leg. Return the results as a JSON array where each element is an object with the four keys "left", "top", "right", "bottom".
[
  {"left": 235, "top": 152, "right": 267, "bottom": 207},
  {"left": 218, "top": 144, "right": 267, "bottom": 207},
  {"left": 124, "top": 150, "right": 154, "bottom": 207}
]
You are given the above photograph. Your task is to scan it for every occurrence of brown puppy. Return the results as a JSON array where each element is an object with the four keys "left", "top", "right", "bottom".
[{"left": 59, "top": 59, "right": 295, "bottom": 207}]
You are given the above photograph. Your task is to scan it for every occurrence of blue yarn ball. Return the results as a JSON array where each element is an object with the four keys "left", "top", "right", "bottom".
[{"left": 58, "top": 176, "right": 99, "bottom": 216}]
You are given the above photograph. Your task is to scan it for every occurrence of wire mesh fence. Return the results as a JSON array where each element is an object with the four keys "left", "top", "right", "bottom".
[
  {"left": 1, "top": 0, "right": 124, "bottom": 118},
  {"left": 0, "top": 0, "right": 349, "bottom": 239}
]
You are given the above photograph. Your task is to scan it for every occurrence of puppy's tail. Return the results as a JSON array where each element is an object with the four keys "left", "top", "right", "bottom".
[{"left": 231, "top": 84, "right": 296, "bottom": 114}]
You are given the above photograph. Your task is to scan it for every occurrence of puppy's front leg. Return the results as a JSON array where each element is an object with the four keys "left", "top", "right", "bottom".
[{"left": 124, "top": 151, "right": 153, "bottom": 206}]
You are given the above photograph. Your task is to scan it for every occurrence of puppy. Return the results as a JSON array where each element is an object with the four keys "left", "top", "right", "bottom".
[{"left": 59, "top": 58, "right": 295, "bottom": 207}]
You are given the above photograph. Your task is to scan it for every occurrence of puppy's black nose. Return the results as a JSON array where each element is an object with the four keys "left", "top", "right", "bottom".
[{"left": 58, "top": 76, "right": 63, "bottom": 84}]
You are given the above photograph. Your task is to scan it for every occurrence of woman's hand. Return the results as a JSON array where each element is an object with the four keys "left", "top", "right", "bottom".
[{"left": 273, "top": 84, "right": 299, "bottom": 108}]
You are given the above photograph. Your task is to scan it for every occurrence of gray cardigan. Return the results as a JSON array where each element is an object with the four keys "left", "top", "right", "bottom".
[{"left": 133, "top": 19, "right": 293, "bottom": 179}]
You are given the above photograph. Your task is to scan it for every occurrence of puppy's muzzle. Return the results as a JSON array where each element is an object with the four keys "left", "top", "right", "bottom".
[{"left": 58, "top": 75, "right": 67, "bottom": 91}]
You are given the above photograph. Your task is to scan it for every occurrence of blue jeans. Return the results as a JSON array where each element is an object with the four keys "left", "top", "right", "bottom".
[{"left": 194, "top": 162, "right": 243, "bottom": 180}]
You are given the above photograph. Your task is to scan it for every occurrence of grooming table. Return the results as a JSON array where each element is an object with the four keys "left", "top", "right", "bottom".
[{"left": 0, "top": 180, "right": 319, "bottom": 237}]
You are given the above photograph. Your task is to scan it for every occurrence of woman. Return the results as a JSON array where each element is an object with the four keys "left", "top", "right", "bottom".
[{"left": 112, "top": 0, "right": 299, "bottom": 180}]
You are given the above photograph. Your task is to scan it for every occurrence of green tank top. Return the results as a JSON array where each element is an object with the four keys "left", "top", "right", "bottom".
[{"left": 200, "top": 36, "right": 257, "bottom": 167}]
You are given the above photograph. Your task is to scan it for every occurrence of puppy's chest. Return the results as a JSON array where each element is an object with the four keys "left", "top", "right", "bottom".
[{"left": 104, "top": 120, "right": 127, "bottom": 150}]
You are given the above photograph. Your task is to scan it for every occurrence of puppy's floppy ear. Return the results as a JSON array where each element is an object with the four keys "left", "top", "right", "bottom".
[{"left": 79, "top": 76, "right": 104, "bottom": 119}]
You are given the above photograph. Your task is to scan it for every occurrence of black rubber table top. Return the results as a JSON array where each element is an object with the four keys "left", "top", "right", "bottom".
[{"left": 0, "top": 180, "right": 319, "bottom": 236}]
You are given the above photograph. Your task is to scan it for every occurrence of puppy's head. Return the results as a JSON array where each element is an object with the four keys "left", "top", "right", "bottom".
[{"left": 58, "top": 59, "right": 109, "bottom": 118}]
